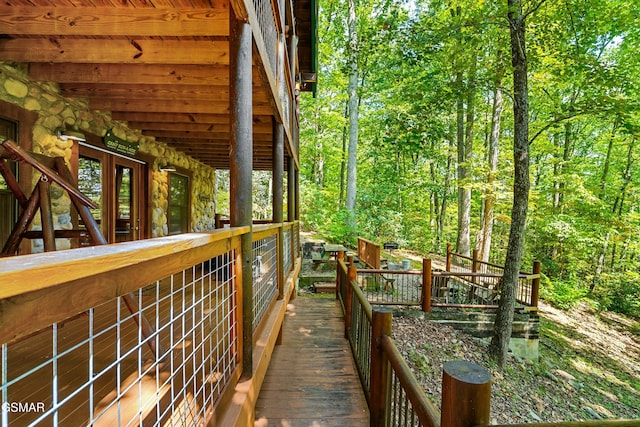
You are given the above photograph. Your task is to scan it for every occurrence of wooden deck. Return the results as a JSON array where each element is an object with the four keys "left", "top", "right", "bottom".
[{"left": 254, "top": 296, "right": 369, "bottom": 427}]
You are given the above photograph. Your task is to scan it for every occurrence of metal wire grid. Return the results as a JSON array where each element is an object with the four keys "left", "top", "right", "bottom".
[
  {"left": 252, "top": 234, "right": 278, "bottom": 333},
  {"left": 357, "top": 271, "right": 423, "bottom": 306},
  {"left": 348, "top": 294, "right": 372, "bottom": 399},
  {"left": 283, "top": 228, "right": 292, "bottom": 275},
  {"left": 292, "top": 223, "right": 299, "bottom": 259},
  {"left": 388, "top": 368, "right": 422, "bottom": 427},
  {"left": 252, "top": 0, "right": 278, "bottom": 77},
  {"left": 1, "top": 252, "right": 237, "bottom": 426}
]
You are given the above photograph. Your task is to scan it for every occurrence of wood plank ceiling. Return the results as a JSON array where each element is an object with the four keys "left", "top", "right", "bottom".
[{"left": 0, "top": 0, "right": 287, "bottom": 170}]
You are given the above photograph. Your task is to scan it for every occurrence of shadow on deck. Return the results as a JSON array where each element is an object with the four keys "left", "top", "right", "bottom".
[{"left": 255, "top": 296, "right": 369, "bottom": 427}]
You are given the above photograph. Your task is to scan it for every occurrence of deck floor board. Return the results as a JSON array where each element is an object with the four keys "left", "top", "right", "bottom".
[{"left": 254, "top": 297, "right": 369, "bottom": 427}]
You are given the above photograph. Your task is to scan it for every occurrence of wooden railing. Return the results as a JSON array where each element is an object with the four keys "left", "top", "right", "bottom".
[
  {"left": 358, "top": 237, "right": 381, "bottom": 269},
  {"left": 338, "top": 259, "right": 441, "bottom": 427},
  {"left": 337, "top": 258, "right": 640, "bottom": 427},
  {"left": 0, "top": 222, "right": 300, "bottom": 426},
  {"left": 445, "top": 244, "right": 540, "bottom": 308},
  {"left": 350, "top": 241, "right": 540, "bottom": 309}
]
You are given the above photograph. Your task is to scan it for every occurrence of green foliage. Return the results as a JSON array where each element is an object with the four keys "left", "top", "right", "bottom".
[
  {"left": 593, "top": 272, "right": 640, "bottom": 317},
  {"left": 299, "top": 0, "right": 640, "bottom": 318},
  {"left": 539, "top": 276, "right": 589, "bottom": 310}
]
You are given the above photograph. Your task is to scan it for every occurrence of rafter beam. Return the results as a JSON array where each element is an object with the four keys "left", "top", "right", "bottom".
[
  {"left": 60, "top": 83, "right": 269, "bottom": 103},
  {"left": 29, "top": 63, "right": 230, "bottom": 86},
  {"left": 0, "top": 7, "right": 229, "bottom": 37},
  {"left": 126, "top": 121, "right": 272, "bottom": 134},
  {"left": 113, "top": 112, "right": 273, "bottom": 125},
  {"left": 0, "top": 38, "right": 229, "bottom": 65},
  {"left": 98, "top": 98, "right": 272, "bottom": 115}
]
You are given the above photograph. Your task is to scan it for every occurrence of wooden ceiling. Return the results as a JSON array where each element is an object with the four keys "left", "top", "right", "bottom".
[{"left": 0, "top": 0, "right": 313, "bottom": 171}]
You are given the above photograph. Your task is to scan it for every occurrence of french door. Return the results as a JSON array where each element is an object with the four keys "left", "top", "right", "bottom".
[{"left": 78, "top": 145, "right": 146, "bottom": 244}]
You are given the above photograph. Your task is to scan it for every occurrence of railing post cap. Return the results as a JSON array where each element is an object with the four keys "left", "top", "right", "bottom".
[
  {"left": 443, "top": 360, "right": 491, "bottom": 385},
  {"left": 372, "top": 305, "right": 393, "bottom": 314}
]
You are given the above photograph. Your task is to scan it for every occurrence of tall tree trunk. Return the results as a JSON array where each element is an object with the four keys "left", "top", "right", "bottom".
[
  {"left": 456, "top": 71, "right": 471, "bottom": 256},
  {"left": 438, "top": 127, "right": 455, "bottom": 249},
  {"left": 592, "top": 119, "right": 619, "bottom": 291},
  {"left": 477, "top": 51, "right": 505, "bottom": 263},
  {"left": 345, "top": 0, "right": 359, "bottom": 238},
  {"left": 610, "top": 136, "right": 636, "bottom": 271},
  {"left": 490, "top": 0, "right": 530, "bottom": 369},
  {"left": 339, "top": 101, "right": 349, "bottom": 206}
]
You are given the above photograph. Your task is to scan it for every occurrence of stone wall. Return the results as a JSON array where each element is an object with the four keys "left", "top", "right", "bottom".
[{"left": 0, "top": 63, "right": 217, "bottom": 249}]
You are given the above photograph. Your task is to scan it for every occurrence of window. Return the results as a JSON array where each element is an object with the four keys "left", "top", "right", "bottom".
[{"left": 168, "top": 172, "right": 190, "bottom": 235}]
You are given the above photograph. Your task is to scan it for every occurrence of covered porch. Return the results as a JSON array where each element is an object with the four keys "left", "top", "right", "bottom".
[{"left": 0, "top": 0, "right": 316, "bottom": 425}]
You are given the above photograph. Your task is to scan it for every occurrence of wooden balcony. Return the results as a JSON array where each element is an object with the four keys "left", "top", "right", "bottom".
[{"left": 0, "top": 223, "right": 303, "bottom": 426}]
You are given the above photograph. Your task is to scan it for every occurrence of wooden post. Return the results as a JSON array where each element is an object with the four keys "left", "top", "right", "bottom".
[
  {"left": 230, "top": 7, "right": 253, "bottom": 381},
  {"left": 38, "top": 177, "right": 56, "bottom": 252},
  {"left": 215, "top": 213, "right": 222, "bottom": 229},
  {"left": 471, "top": 248, "right": 479, "bottom": 284},
  {"left": 422, "top": 258, "right": 432, "bottom": 313},
  {"left": 441, "top": 360, "right": 491, "bottom": 427},
  {"left": 336, "top": 250, "right": 345, "bottom": 300},
  {"left": 370, "top": 307, "right": 393, "bottom": 427},
  {"left": 446, "top": 243, "right": 452, "bottom": 272},
  {"left": 531, "top": 261, "right": 541, "bottom": 308},
  {"left": 1, "top": 186, "right": 40, "bottom": 256},
  {"left": 344, "top": 264, "right": 357, "bottom": 339}
]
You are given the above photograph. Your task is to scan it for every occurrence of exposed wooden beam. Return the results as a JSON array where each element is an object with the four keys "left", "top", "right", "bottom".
[
  {"left": 126, "top": 121, "right": 272, "bottom": 134},
  {"left": 60, "top": 83, "right": 269, "bottom": 103},
  {"left": 113, "top": 112, "right": 273, "bottom": 125},
  {"left": 0, "top": 38, "right": 230, "bottom": 65},
  {"left": 0, "top": 7, "right": 229, "bottom": 37},
  {"left": 29, "top": 63, "right": 230, "bottom": 86},
  {"left": 145, "top": 130, "right": 272, "bottom": 141},
  {"left": 99, "top": 98, "right": 273, "bottom": 115}
]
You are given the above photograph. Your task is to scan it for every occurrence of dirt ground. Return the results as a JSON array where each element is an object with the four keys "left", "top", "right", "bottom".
[{"left": 393, "top": 301, "right": 640, "bottom": 424}]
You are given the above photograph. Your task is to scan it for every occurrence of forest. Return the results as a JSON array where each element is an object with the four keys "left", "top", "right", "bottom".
[{"left": 298, "top": 0, "right": 640, "bottom": 318}]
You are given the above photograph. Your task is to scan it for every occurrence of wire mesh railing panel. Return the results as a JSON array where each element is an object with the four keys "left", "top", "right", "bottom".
[
  {"left": 348, "top": 292, "right": 372, "bottom": 399},
  {"left": 356, "top": 270, "right": 423, "bottom": 306},
  {"left": 431, "top": 272, "right": 502, "bottom": 306},
  {"left": 252, "top": 0, "right": 277, "bottom": 79},
  {"left": 283, "top": 228, "right": 292, "bottom": 275},
  {"left": 389, "top": 372, "right": 422, "bottom": 427},
  {"left": 252, "top": 234, "right": 278, "bottom": 332},
  {"left": 1, "top": 252, "right": 238, "bottom": 426},
  {"left": 515, "top": 276, "right": 533, "bottom": 306},
  {"left": 293, "top": 222, "right": 299, "bottom": 259}
]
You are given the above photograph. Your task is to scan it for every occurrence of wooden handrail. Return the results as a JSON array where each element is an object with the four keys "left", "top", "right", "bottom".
[
  {"left": 485, "top": 421, "right": 640, "bottom": 427},
  {"left": 380, "top": 334, "right": 441, "bottom": 427},
  {"left": 0, "top": 228, "right": 248, "bottom": 344}
]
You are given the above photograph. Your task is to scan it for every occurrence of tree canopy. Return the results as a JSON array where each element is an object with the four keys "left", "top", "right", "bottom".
[{"left": 299, "top": 0, "right": 640, "bottom": 318}]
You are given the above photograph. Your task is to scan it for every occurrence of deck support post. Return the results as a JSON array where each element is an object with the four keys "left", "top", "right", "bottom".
[
  {"left": 336, "top": 250, "right": 345, "bottom": 300},
  {"left": 441, "top": 360, "right": 491, "bottom": 427},
  {"left": 344, "top": 264, "right": 357, "bottom": 339},
  {"left": 230, "top": 7, "right": 253, "bottom": 380},
  {"left": 531, "top": 261, "right": 540, "bottom": 307},
  {"left": 370, "top": 307, "right": 393, "bottom": 427},
  {"left": 274, "top": 120, "right": 285, "bottom": 299},
  {"left": 422, "top": 258, "right": 432, "bottom": 313}
]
